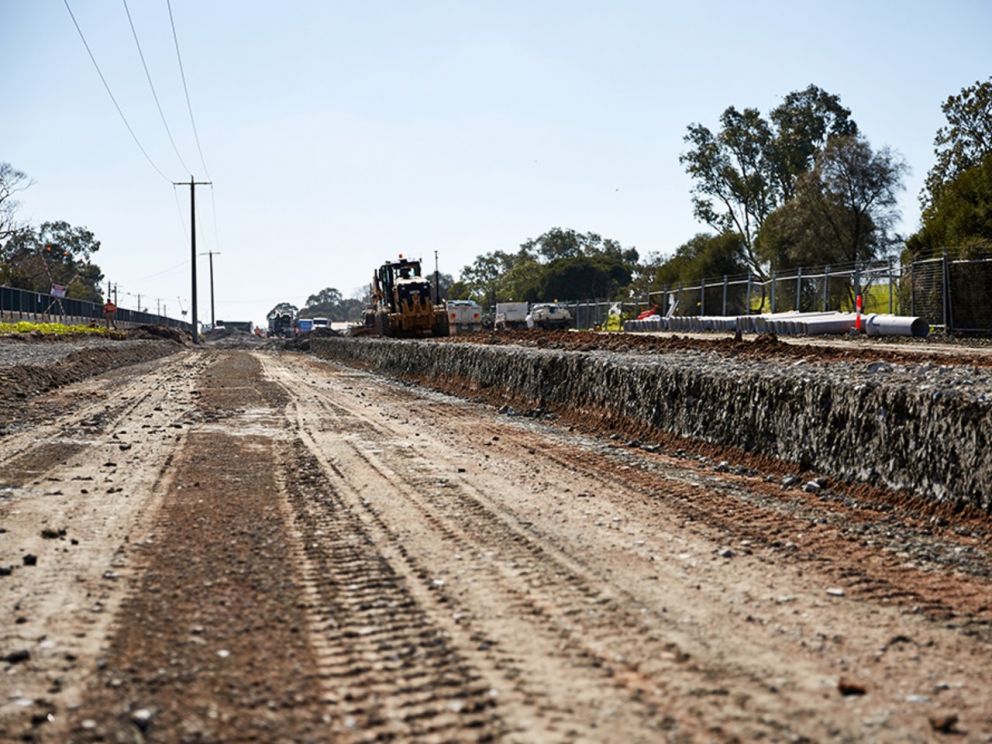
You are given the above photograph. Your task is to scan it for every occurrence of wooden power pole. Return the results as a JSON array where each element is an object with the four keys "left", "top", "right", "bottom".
[{"left": 174, "top": 176, "right": 211, "bottom": 343}]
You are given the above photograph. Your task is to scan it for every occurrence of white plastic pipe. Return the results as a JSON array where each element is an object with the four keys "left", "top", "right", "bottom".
[{"left": 864, "top": 314, "right": 929, "bottom": 338}]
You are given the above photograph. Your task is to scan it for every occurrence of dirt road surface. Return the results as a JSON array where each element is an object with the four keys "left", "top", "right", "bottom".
[{"left": 2, "top": 348, "right": 990, "bottom": 742}]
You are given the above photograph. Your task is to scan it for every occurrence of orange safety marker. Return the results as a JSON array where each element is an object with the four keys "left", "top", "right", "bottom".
[{"left": 855, "top": 294, "right": 863, "bottom": 332}]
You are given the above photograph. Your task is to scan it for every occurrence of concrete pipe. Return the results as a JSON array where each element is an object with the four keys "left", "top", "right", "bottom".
[{"left": 802, "top": 313, "right": 858, "bottom": 336}]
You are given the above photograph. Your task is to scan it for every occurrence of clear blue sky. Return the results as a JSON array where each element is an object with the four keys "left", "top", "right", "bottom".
[{"left": 2, "top": 0, "right": 989, "bottom": 324}]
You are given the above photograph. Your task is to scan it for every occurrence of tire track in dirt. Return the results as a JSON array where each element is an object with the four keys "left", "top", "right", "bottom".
[
  {"left": 273, "top": 352, "right": 992, "bottom": 741},
  {"left": 0, "top": 354, "right": 203, "bottom": 742},
  {"left": 279, "top": 443, "right": 505, "bottom": 742},
  {"left": 265, "top": 354, "right": 817, "bottom": 742},
  {"left": 65, "top": 353, "right": 330, "bottom": 742}
]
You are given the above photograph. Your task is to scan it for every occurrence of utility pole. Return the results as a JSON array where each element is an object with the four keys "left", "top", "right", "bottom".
[
  {"left": 199, "top": 251, "right": 221, "bottom": 327},
  {"left": 174, "top": 176, "right": 211, "bottom": 343},
  {"left": 113, "top": 283, "right": 119, "bottom": 305}
]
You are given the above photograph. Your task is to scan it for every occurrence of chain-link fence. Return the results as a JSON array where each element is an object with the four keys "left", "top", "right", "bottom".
[
  {"left": 641, "top": 261, "right": 899, "bottom": 319},
  {"left": 1, "top": 284, "right": 192, "bottom": 330},
  {"left": 564, "top": 250, "right": 992, "bottom": 335}
]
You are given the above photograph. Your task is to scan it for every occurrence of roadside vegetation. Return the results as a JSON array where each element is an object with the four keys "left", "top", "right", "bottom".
[{"left": 0, "top": 321, "right": 120, "bottom": 337}]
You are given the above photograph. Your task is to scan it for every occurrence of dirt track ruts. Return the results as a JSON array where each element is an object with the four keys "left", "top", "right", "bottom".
[{"left": 1, "top": 348, "right": 990, "bottom": 742}]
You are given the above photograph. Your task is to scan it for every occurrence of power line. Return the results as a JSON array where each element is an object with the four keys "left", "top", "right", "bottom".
[
  {"left": 172, "top": 183, "right": 188, "bottom": 236},
  {"left": 132, "top": 257, "right": 190, "bottom": 282},
  {"left": 121, "top": 0, "right": 192, "bottom": 174},
  {"left": 166, "top": 0, "right": 210, "bottom": 179},
  {"left": 63, "top": 0, "right": 170, "bottom": 183}
]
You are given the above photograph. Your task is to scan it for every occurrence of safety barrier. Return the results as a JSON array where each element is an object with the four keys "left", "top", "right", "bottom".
[{"left": 0, "top": 285, "right": 191, "bottom": 331}]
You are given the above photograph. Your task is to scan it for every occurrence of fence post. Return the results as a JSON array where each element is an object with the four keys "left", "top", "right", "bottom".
[
  {"left": 795, "top": 267, "right": 802, "bottom": 312},
  {"left": 909, "top": 263, "right": 915, "bottom": 316},
  {"left": 823, "top": 265, "right": 830, "bottom": 311},
  {"left": 770, "top": 270, "right": 776, "bottom": 314},
  {"left": 888, "top": 257, "right": 894, "bottom": 315},
  {"left": 722, "top": 275, "right": 728, "bottom": 316},
  {"left": 746, "top": 275, "right": 752, "bottom": 314},
  {"left": 942, "top": 249, "right": 953, "bottom": 332},
  {"left": 700, "top": 277, "right": 706, "bottom": 316}
]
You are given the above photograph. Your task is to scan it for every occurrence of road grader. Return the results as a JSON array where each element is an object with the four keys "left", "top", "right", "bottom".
[{"left": 363, "top": 257, "right": 449, "bottom": 337}]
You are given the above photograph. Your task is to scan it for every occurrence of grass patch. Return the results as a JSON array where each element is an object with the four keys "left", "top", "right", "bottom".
[{"left": 0, "top": 321, "right": 123, "bottom": 338}]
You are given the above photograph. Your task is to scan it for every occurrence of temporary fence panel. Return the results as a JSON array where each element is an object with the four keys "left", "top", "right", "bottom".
[
  {"left": 1, "top": 284, "right": 191, "bottom": 331},
  {"left": 948, "top": 255, "right": 992, "bottom": 333}
]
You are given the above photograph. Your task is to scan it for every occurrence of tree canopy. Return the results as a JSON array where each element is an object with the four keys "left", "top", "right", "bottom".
[
  {"left": 908, "top": 151, "right": 992, "bottom": 257},
  {"left": 906, "top": 78, "right": 992, "bottom": 259},
  {"left": 922, "top": 77, "right": 992, "bottom": 208},
  {"left": 758, "top": 135, "right": 906, "bottom": 268},
  {"left": 638, "top": 233, "right": 748, "bottom": 291},
  {"left": 453, "top": 228, "right": 640, "bottom": 308},
  {"left": 680, "top": 85, "right": 859, "bottom": 275},
  {"left": 0, "top": 162, "right": 31, "bottom": 244},
  {"left": 266, "top": 302, "right": 298, "bottom": 320},
  {"left": 1, "top": 220, "right": 104, "bottom": 301}
]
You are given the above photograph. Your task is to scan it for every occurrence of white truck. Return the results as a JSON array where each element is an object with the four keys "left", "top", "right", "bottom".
[
  {"left": 445, "top": 300, "right": 483, "bottom": 334},
  {"left": 494, "top": 301, "right": 529, "bottom": 330},
  {"left": 529, "top": 302, "right": 573, "bottom": 330}
]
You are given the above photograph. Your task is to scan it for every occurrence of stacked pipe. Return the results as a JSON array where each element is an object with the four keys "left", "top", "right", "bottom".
[{"left": 623, "top": 311, "right": 929, "bottom": 338}]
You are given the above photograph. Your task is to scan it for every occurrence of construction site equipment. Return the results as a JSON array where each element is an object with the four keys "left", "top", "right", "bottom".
[
  {"left": 446, "top": 300, "right": 483, "bottom": 334},
  {"left": 530, "top": 303, "right": 573, "bottom": 330},
  {"left": 365, "top": 257, "right": 449, "bottom": 337},
  {"left": 268, "top": 312, "right": 294, "bottom": 337},
  {"left": 495, "top": 302, "right": 529, "bottom": 330}
]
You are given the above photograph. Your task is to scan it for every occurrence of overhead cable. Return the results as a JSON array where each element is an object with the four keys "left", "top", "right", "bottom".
[
  {"left": 166, "top": 0, "right": 210, "bottom": 178},
  {"left": 63, "top": 0, "right": 170, "bottom": 183},
  {"left": 121, "top": 0, "right": 192, "bottom": 173}
]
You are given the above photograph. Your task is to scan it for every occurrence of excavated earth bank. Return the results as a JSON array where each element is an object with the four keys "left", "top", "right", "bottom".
[
  {"left": 0, "top": 337, "right": 185, "bottom": 438},
  {"left": 312, "top": 337, "right": 992, "bottom": 513}
]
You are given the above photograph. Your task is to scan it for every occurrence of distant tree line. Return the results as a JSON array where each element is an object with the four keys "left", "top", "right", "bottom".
[{"left": 0, "top": 163, "right": 105, "bottom": 302}]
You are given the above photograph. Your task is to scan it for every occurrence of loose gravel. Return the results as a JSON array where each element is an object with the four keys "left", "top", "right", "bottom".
[{"left": 0, "top": 336, "right": 142, "bottom": 367}]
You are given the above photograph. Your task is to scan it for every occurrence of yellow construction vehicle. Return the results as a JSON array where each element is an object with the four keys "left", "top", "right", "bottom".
[{"left": 363, "top": 257, "right": 449, "bottom": 337}]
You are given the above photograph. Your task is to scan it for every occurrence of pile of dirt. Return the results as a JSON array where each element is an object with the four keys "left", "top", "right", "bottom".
[
  {"left": 126, "top": 324, "right": 192, "bottom": 344},
  {"left": 201, "top": 329, "right": 270, "bottom": 348},
  {"left": 281, "top": 335, "right": 310, "bottom": 351},
  {"left": 435, "top": 329, "right": 992, "bottom": 367}
]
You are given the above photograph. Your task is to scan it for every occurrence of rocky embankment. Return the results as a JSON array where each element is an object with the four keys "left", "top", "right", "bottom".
[{"left": 312, "top": 336, "right": 992, "bottom": 513}]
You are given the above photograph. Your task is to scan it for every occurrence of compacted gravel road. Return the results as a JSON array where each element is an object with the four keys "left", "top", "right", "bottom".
[{"left": 1, "top": 348, "right": 990, "bottom": 742}]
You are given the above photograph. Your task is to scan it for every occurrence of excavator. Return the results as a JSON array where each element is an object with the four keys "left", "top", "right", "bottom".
[{"left": 364, "top": 257, "right": 449, "bottom": 337}]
